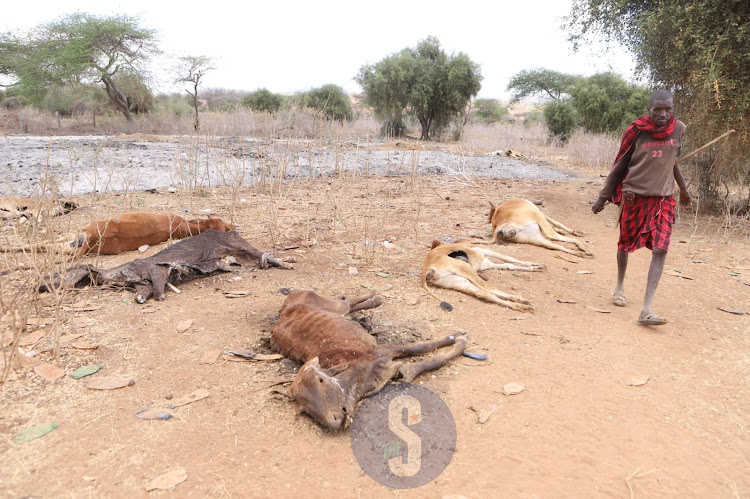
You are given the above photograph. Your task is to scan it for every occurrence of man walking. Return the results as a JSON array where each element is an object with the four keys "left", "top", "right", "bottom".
[{"left": 592, "top": 89, "right": 691, "bottom": 325}]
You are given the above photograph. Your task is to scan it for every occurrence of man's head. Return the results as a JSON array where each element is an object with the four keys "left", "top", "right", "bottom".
[{"left": 648, "top": 89, "right": 674, "bottom": 126}]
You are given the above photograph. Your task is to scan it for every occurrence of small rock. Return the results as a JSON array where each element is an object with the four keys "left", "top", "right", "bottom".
[
  {"left": 138, "top": 245, "right": 149, "bottom": 253},
  {"left": 503, "top": 382, "right": 525, "bottom": 396},
  {"left": 348, "top": 267, "right": 359, "bottom": 275},
  {"left": 175, "top": 319, "right": 193, "bottom": 333}
]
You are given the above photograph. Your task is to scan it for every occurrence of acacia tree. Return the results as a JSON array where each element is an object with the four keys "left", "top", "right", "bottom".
[
  {"left": 506, "top": 68, "right": 578, "bottom": 104},
  {"left": 565, "top": 0, "right": 750, "bottom": 204},
  {"left": 356, "top": 36, "right": 482, "bottom": 140},
  {"left": 0, "top": 13, "right": 158, "bottom": 121},
  {"left": 174, "top": 55, "right": 214, "bottom": 131}
]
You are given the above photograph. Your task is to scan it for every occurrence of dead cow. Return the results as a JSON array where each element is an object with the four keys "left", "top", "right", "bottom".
[
  {"left": 422, "top": 240, "right": 543, "bottom": 311},
  {"left": 0, "top": 196, "right": 77, "bottom": 221},
  {"left": 40, "top": 229, "right": 290, "bottom": 303},
  {"left": 7, "top": 212, "right": 233, "bottom": 256},
  {"left": 488, "top": 199, "right": 592, "bottom": 257},
  {"left": 270, "top": 290, "right": 468, "bottom": 430}
]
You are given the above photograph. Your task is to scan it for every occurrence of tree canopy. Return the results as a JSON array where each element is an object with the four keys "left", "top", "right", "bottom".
[
  {"left": 0, "top": 13, "right": 158, "bottom": 120},
  {"left": 356, "top": 36, "right": 482, "bottom": 140},
  {"left": 241, "top": 88, "right": 285, "bottom": 113},
  {"left": 299, "top": 84, "right": 353, "bottom": 121},
  {"left": 174, "top": 55, "right": 214, "bottom": 131},
  {"left": 506, "top": 68, "right": 578, "bottom": 104},
  {"left": 565, "top": 0, "right": 750, "bottom": 203},
  {"left": 568, "top": 72, "right": 649, "bottom": 134}
]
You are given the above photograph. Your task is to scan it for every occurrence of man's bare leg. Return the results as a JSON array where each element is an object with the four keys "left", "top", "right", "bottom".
[
  {"left": 613, "top": 249, "right": 628, "bottom": 306},
  {"left": 639, "top": 248, "right": 667, "bottom": 323}
]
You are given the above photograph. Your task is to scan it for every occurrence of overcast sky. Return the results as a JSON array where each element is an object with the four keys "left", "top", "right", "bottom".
[{"left": 1, "top": 0, "right": 638, "bottom": 100}]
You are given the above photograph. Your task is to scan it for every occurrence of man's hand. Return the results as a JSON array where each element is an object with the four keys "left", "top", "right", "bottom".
[
  {"left": 679, "top": 189, "right": 692, "bottom": 207},
  {"left": 592, "top": 196, "right": 608, "bottom": 214}
]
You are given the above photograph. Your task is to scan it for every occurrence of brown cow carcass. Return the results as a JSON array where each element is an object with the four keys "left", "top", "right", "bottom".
[
  {"left": 271, "top": 290, "right": 469, "bottom": 431},
  {"left": 7, "top": 212, "right": 233, "bottom": 256},
  {"left": 40, "top": 229, "right": 290, "bottom": 303}
]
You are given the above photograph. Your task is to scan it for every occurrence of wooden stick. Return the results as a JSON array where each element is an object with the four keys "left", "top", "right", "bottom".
[{"left": 676, "top": 129, "right": 735, "bottom": 164}]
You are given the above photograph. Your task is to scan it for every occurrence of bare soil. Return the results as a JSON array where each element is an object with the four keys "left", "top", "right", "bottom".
[{"left": 1, "top": 139, "right": 749, "bottom": 498}]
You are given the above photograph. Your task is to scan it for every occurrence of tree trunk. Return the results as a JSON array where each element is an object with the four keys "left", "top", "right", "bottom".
[
  {"left": 192, "top": 82, "right": 199, "bottom": 132},
  {"left": 102, "top": 75, "right": 132, "bottom": 122},
  {"left": 419, "top": 117, "right": 430, "bottom": 141}
]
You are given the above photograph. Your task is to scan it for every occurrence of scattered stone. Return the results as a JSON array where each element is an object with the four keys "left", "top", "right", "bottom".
[
  {"left": 86, "top": 376, "right": 135, "bottom": 390},
  {"left": 144, "top": 467, "right": 187, "bottom": 492},
  {"left": 627, "top": 376, "right": 650, "bottom": 387},
  {"left": 200, "top": 348, "right": 222, "bottom": 365},
  {"left": 175, "top": 319, "right": 193, "bottom": 333},
  {"left": 34, "top": 362, "right": 65, "bottom": 381},
  {"left": 503, "top": 382, "right": 525, "bottom": 396}
]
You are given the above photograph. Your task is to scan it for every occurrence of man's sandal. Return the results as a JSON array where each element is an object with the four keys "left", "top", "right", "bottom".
[
  {"left": 612, "top": 295, "right": 627, "bottom": 307},
  {"left": 637, "top": 312, "right": 667, "bottom": 326}
]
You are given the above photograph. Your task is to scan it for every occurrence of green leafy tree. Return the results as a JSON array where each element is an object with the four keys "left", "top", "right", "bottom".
[
  {"left": 0, "top": 13, "right": 158, "bottom": 121},
  {"left": 356, "top": 36, "right": 482, "bottom": 140},
  {"left": 241, "top": 88, "right": 284, "bottom": 113},
  {"left": 543, "top": 100, "right": 578, "bottom": 142},
  {"left": 300, "top": 84, "right": 353, "bottom": 121},
  {"left": 565, "top": 0, "right": 750, "bottom": 204},
  {"left": 174, "top": 55, "right": 214, "bottom": 131},
  {"left": 506, "top": 68, "right": 578, "bottom": 104},
  {"left": 568, "top": 72, "right": 649, "bottom": 134},
  {"left": 473, "top": 99, "right": 509, "bottom": 123}
]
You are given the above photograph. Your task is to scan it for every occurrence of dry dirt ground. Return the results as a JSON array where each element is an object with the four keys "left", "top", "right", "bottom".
[{"left": 1, "top": 153, "right": 749, "bottom": 497}]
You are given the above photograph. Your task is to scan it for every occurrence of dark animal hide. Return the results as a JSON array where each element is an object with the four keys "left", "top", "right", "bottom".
[{"left": 40, "top": 230, "right": 291, "bottom": 303}]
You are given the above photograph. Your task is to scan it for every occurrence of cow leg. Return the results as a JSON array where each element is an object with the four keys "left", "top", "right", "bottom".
[
  {"left": 476, "top": 250, "right": 545, "bottom": 271},
  {"left": 380, "top": 332, "right": 463, "bottom": 358},
  {"left": 348, "top": 294, "right": 384, "bottom": 313},
  {"left": 490, "top": 288, "right": 532, "bottom": 305},
  {"left": 544, "top": 215, "right": 584, "bottom": 237},
  {"left": 430, "top": 273, "right": 531, "bottom": 311},
  {"left": 545, "top": 233, "right": 592, "bottom": 255},
  {"left": 148, "top": 265, "right": 170, "bottom": 301},
  {"left": 397, "top": 333, "right": 468, "bottom": 382}
]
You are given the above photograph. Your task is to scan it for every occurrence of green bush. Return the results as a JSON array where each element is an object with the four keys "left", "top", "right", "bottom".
[
  {"left": 241, "top": 88, "right": 284, "bottom": 113},
  {"left": 543, "top": 100, "right": 578, "bottom": 142},
  {"left": 300, "top": 84, "right": 353, "bottom": 121},
  {"left": 569, "top": 72, "right": 649, "bottom": 134},
  {"left": 154, "top": 93, "right": 193, "bottom": 117},
  {"left": 523, "top": 108, "right": 544, "bottom": 127},
  {"left": 473, "top": 98, "right": 510, "bottom": 123},
  {"left": 2, "top": 96, "right": 22, "bottom": 110}
]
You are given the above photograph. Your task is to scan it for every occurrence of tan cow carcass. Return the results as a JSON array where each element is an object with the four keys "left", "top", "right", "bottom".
[
  {"left": 488, "top": 199, "right": 592, "bottom": 257},
  {"left": 422, "top": 240, "right": 543, "bottom": 311}
]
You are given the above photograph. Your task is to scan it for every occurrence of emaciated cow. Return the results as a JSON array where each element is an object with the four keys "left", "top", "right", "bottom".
[
  {"left": 422, "top": 240, "right": 543, "bottom": 311},
  {"left": 488, "top": 199, "right": 592, "bottom": 257},
  {"left": 40, "top": 229, "right": 290, "bottom": 303},
  {"left": 0, "top": 196, "right": 77, "bottom": 221},
  {"left": 270, "top": 290, "right": 468, "bottom": 430},
  {"left": 7, "top": 212, "right": 233, "bottom": 257}
]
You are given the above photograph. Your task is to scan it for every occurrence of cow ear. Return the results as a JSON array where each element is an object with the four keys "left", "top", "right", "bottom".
[
  {"left": 324, "top": 360, "right": 349, "bottom": 376},
  {"left": 431, "top": 239, "right": 442, "bottom": 249},
  {"left": 487, "top": 201, "right": 496, "bottom": 222},
  {"left": 304, "top": 356, "right": 320, "bottom": 368}
]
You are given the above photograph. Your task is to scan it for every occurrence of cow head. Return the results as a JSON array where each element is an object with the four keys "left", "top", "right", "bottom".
[
  {"left": 495, "top": 223, "right": 520, "bottom": 241},
  {"left": 290, "top": 357, "right": 354, "bottom": 431},
  {"left": 192, "top": 217, "right": 234, "bottom": 232}
]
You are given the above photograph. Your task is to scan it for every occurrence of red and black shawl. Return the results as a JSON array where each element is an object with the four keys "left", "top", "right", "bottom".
[{"left": 610, "top": 115, "right": 676, "bottom": 204}]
